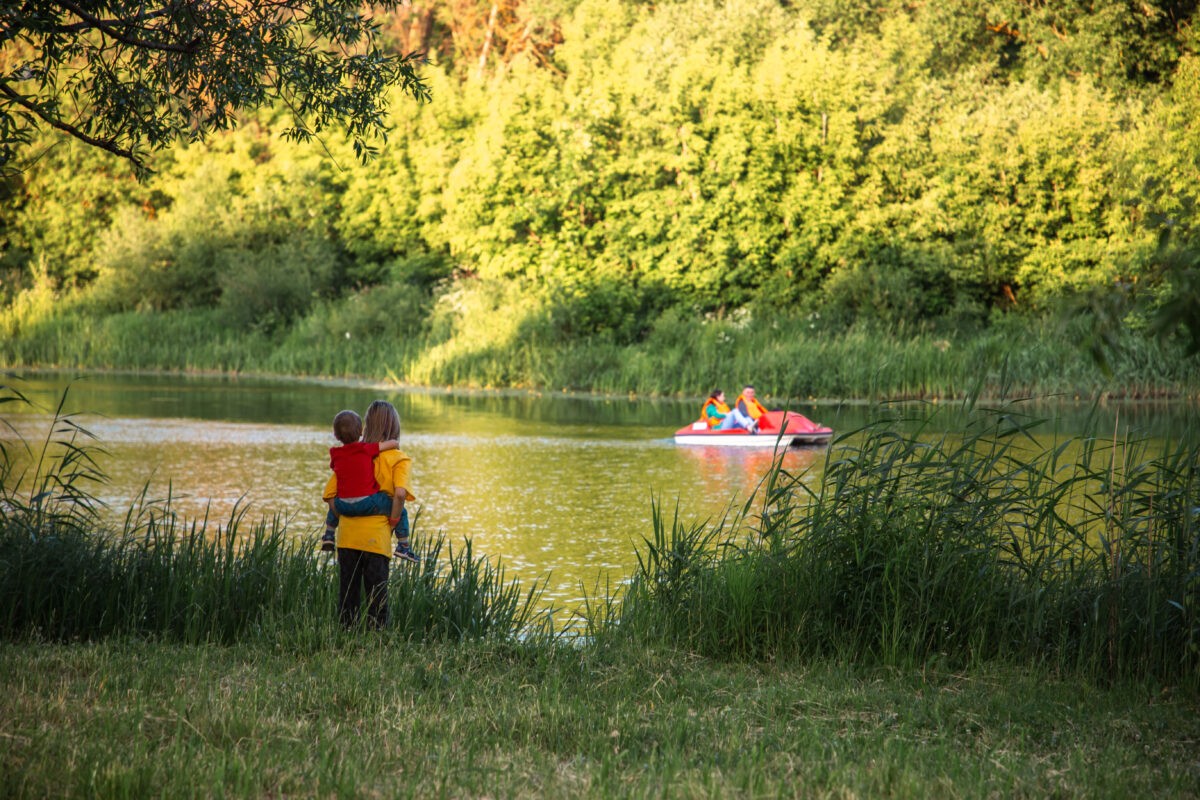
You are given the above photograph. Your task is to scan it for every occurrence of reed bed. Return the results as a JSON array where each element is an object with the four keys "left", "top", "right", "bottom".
[
  {"left": 606, "top": 401, "right": 1200, "bottom": 684},
  {"left": 0, "top": 386, "right": 551, "bottom": 645},
  {"left": 5, "top": 306, "right": 1198, "bottom": 400}
]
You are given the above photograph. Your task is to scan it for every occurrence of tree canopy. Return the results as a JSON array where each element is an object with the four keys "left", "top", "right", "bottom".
[
  {"left": 0, "top": 0, "right": 431, "bottom": 174},
  {"left": 1, "top": 0, "right": 1198, "bottom": 370}
]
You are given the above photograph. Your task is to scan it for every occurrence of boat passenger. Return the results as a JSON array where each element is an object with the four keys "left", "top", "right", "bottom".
[
  {"left": 735, "top": 385, "right": 769, "bottom": 422},
  {"left": 702, "top": 389, "right": 758, "bottom": 432}
]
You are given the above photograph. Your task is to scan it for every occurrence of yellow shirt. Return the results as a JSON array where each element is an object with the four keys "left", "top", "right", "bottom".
[{"left": 322, "top": 449, "right": 417, "bottom": 557}]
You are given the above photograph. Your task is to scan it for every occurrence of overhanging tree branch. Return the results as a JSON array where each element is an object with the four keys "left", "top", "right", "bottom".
[
  {"left": 0, "top": 80, "right": 142, "bottom": 167},
  {"left": 52, "top": 5, "right": 176, "bottom": 37},
  {"left": 0, "top": 0, "right": 431, "bottom": 175},
  {"left": 54, "top": 0, "right": 201, "bottom": 54}
]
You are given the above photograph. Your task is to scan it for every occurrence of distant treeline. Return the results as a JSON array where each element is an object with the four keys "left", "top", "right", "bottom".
[{"left": 2, "top": 0, "right": 1198, "bottom": 393}]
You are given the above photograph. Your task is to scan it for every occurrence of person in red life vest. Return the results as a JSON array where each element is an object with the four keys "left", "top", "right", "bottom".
[
  {"left": 321, "top": 409, "right": 401, "bottom": 553},
  {"left": 701, "top": 388, "right": 759, "bottom": 432},
  {"left": 735, "top": 385, "right": 769, "bottom": 423}
]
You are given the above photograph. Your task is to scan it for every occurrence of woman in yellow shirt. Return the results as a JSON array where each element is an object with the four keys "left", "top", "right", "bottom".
[{"left": 322, "top": 400, "right": 418, "bottom": 628}]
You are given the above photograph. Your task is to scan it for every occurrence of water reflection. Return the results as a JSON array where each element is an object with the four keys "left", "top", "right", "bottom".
[{"left": 674, "top": 445, "right": 824, "bottom": 502}]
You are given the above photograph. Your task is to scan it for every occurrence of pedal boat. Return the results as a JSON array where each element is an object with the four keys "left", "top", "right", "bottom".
[{"left": 674, "top": 409, "right": 833, "bottom": 448}]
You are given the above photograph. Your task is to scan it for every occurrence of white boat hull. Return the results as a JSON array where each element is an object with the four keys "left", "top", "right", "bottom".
[{"left": 673, "top": 432, "right": 831, "bottom": 448}]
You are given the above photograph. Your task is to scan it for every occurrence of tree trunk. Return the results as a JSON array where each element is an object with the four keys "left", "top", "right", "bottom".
[{"left": 477, "top": 2, "right": 499, "bottom": 78}]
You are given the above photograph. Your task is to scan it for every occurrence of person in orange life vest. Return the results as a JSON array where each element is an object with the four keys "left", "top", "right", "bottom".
[
  {"left": 702, "top": 388, "right": 759, "bottom": 432},
  {"left": 322, "top": 401, "right": 420, "bottom": 628},
  {"left": 735, "top": 385, "right": 769, "bottom": 422},
  {"left": 320, "top": 409, "right": 406, "bottom": 554}
]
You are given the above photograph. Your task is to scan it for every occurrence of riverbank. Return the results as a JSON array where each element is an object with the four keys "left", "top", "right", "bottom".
[
  {"left": 2, "top": 639, "right": 1196, "bottom": 799},
  {"left": 3, "top": 306, "right": 1198, "bottom": 403},
  {"left": 3, "top": 382, "right": 1197, "bottom": 676},
  {"left": 2, "top": 383, "right": 1198, "bottom": 797},
  {"left": 9, "top": 363, "right": 1200, "bottom": 413}
]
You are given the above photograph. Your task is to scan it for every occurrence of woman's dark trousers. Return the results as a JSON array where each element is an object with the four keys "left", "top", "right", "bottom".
[{"left": 337, "top": 548, "right": 389, "bottom": 629}]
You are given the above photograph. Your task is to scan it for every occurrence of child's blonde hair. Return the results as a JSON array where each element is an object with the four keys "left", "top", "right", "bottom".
[
  {"left": 363, "top": 400, "right": 400, "bottom": 443},
  {"left": 332, "top": 410, "right": 363, "bottom": 444}
]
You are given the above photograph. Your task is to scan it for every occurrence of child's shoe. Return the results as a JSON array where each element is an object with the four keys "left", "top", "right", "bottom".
[
  {"left": 394, "top": 543, "right": 420, "bottom": 563},
  {"left": 320, "top": 530, "right": 336, "bottom": 552}
]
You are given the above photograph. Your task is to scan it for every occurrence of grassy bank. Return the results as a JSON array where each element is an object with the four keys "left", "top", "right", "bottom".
[
  {"left": 3, "top": 639, "right": 1198, "bottom": 799},
  {"left": 2, "top": 305, "right": 1197, "bottom": 401},
  {"left": 2, "top": 387, "right": 1198, "bottom": 796}
]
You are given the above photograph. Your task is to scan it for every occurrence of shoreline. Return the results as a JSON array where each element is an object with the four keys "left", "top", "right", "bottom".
[{"left": 6, "top": 363, "right": 1198, "bottom": 410}]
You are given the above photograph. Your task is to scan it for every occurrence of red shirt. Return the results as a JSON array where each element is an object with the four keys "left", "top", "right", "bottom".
[{"left": 329, "top": 442, "right": 382, "bottom": 497}]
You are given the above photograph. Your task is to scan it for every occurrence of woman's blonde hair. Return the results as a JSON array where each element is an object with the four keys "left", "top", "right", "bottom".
[{"left": 362, "top": 400, "right": 401, "bottom": 442}]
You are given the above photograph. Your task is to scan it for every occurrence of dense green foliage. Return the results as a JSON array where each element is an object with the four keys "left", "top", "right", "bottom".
[{"left": 2, "top": 0, "right": 1199, "bottom": 393}]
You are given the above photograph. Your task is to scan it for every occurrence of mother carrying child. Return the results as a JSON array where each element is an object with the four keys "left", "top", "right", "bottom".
[{"left": 321, "top": 399, "right": 419, "bottom": 629}]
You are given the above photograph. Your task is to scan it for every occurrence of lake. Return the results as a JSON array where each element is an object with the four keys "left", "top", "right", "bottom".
[{"left": 2, "top": 371, "right": 1193, "bottom": 614}]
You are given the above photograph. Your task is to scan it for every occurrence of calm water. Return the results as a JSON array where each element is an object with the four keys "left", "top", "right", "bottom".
[{"left": 2, "top": 372, "right": 1194, "bottom": 613}]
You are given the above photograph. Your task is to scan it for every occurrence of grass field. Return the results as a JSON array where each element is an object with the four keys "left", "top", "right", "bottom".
[
  {"left": 2, "top": 386, "right": 1198, "bottom": 797},
  {"left": 2, "top": 640, "right": 1198, "bottom": 799}
]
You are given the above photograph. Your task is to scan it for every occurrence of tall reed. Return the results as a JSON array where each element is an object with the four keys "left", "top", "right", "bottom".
[
  {"left": 0, "top": 385, "right": 551, "bottom": 644},
  {"left": 605, "top": 400, "right": 1200, "bottom": 683}
]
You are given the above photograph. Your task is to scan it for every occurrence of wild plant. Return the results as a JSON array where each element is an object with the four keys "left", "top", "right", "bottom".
[
  {"left": 608, "top": 399, "right": 1199, "bottom": 683},
  {"left": 0, "top": 384, "right": 551, "bottom": 645}
]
